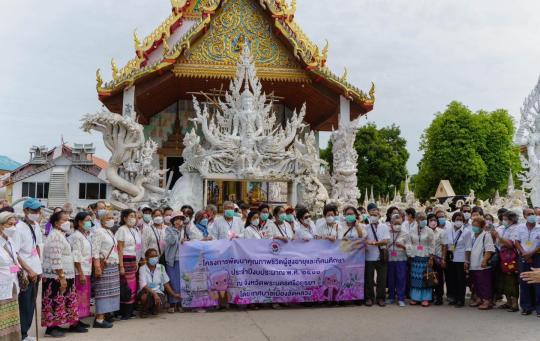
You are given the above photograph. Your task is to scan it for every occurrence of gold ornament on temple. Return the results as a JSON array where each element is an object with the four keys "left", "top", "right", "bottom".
[
  {"left": 111, "top": 58, "right": 119, "bottom": 82},
  {"left": 96, "top": 68, "right": 103, "bottom": 90}
]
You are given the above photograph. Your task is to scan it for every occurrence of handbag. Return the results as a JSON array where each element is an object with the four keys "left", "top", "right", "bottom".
[
  {"left": 370, "top": 224, "right": 388, "bottom": 263},
  {"left": 2, "top": 243, "right": 29, "bottom": 291},
  {"left": 423, "top": 266, "right": 439, "bottom": 288},
  {"left": 499, "top": 246, "right": 518, "bottom": 273}
]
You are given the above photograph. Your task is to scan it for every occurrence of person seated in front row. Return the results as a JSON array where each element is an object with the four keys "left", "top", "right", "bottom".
[{"left": 137, "top": 248, "right": 181, "bottom": 318}]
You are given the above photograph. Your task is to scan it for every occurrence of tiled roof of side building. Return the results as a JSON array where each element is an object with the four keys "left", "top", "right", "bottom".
[{"left": 0, "top": 155, "right": 21, "bottom": 171}]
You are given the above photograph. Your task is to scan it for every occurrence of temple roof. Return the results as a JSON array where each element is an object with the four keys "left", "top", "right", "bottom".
[{"left": 97, "top": 0, "right": 375, "bottom": 114}]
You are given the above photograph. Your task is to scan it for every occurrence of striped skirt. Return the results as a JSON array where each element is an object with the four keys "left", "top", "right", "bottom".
[
  {"left": 41, "top": 278, "right": 79, "bottom": 327},
  {"left": 410, "top": 256, "right": 433, "bottom": 302},
  {"left": 121, "top": 256, "right": 137, "bottom": 305},
  {"left": 0, "top": 286, "right": 21, "bottom": 341},
  {"left": 93, "top": 264, "right": 120, "bottom": 314},
  {"left": 75, "top": 275, "right": 92, "bottom": 318}
]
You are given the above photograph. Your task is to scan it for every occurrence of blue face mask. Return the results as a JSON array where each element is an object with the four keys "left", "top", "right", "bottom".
[
  {"left": 148, "top": 257, "right": 159, "bottom": 266},
  {"left": 419, "top": 220, "right": 427, "bottom": 229},
  {"left": 200, "top": 218, "right": 209, "bottom": 227},
  {"left": 438, "top": 218, "right": 446, "bottom": 226},
  {"left": 472, "top": 226, "right": 482, "bottom": 234},
  {"left": 527, "top": 215, "right": 536, "bottom": 224}
]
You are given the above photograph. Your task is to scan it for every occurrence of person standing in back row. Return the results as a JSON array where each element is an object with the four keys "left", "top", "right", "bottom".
[{"left": 364, "top": 203, "right": 389, "bottom": 307}]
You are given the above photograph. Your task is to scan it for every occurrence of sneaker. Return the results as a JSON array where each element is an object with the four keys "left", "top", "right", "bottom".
[
  {"left": 93, "top": 320, "right": 113, "bottom": 329},
  {"left": 68, "top": 324, "right": 88, "bottom": 333},
  {"left": 398, "top": 301, "right": 406, "bottom": 307}
]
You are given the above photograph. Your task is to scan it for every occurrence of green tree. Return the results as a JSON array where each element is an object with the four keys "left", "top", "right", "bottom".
[
  {"left": 415, "top": 101, "right": 521, "bottom": 202},
  {"left": 321, "top": 124, "right": 410, "bottom": 200}
]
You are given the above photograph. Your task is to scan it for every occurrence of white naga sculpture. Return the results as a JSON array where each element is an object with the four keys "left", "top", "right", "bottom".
[
  {"left": 81, "top": 111, "right": 168, "bottom": 209},
  {"left": 174, "top": 45, "right": 329, "bottom": 212},
  {"left": 516, "top": 76, "right": 540, "bottom": 207},
  {"left": 331, "top": 126, "right": 360, "bottom": 209}
]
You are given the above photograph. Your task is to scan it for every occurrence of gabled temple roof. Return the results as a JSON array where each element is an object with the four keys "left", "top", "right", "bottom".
[{"left": 97, "top": 0, "right": 375, "bottom": 112}]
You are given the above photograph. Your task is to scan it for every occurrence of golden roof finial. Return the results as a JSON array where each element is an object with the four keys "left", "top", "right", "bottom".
[
  {"left": 369, "top": 81, "right": 376, "bottom": 100},
  {"left": 134, "top": 29, "right": 141, "bottom": 52},
  {"left": 170, "top": 0, "right": 178, "bottom": 9},
  {"left": 290, "top": 0, "right": 297, "bottom": 14},
  {"left": 96, "top": 68, "right": 103, "bottom": 89},
  {"left": 340, "top": 67, "right": 348, "bottom": 82},
  {"left": 162, "top": 38, "right": 170, "bottom": 56},
  {"left": 111, "top": 58, "right": 119, "bottom": 82},
  {"left": 321, "top": 39, "right": 329, "bottom": 61}
]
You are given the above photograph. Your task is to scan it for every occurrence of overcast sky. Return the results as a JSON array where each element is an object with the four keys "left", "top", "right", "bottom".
[{"left": 2, "top": 0, "right": 540, "bottom": 174}]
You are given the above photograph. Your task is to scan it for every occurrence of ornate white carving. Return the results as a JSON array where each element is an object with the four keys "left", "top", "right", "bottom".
[
  {"left": 81, "top": 111, "right": 168, "bottom": 209},
  {"left": 330, "top": 126, "right": 360, "bottom": 208},
  {"left": 180, "top": 45, "right": 328, "bottom": 211},
  {"left": 516, "top": 76, "right": 540, "bottom": 207}
]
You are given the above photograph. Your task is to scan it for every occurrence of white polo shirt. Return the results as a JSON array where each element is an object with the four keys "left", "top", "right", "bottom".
[
  {"left": 210, "top": 216, "right": 245, "bottom": 240},
  {"left": 138, "top": 264, "right": 170, "bottom": 295},
  {"left": 365, "top": 223, "right": 390, "bottom": 261},
  {"left": 514, "top": 224, "right": 540, "bottom": 253},
  {"left": 470, "top": 231, "right": 496, "bottom": 270},
  {"left": 14, "top": 219, "right": 43, "bottom": 275},
  {"left": 445, "top": 225, "right": 472, "bottom": 263}
]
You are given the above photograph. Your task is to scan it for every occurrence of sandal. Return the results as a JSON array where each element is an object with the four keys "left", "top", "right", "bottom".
[{"left": 498, "top": 303, "right": 510, "bottom": 310}]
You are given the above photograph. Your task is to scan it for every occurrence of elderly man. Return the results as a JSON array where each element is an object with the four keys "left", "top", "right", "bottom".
[
  {"left": 205, "top": 204, "right": 218, "bottom": 231},
  {"left": 210, "top": 201, "right": 244, "bottom": 240}
]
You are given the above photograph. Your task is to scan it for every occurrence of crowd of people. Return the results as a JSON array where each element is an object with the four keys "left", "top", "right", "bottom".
[{"left": 1, "top": 197, "right": 540, "bottom": 340}]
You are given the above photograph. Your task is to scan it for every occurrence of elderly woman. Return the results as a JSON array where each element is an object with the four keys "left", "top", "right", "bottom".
[
  {"left": 0, "top": 212, "right": 22, "bottom": 341},
  {"left": 244, "top": 211, "right": 270, "bottom": 239},
  {"left": 468, "top": 216, "right": 495, "bottom": 310},
  {"left": 386, "top": 213, "right": 408, "bottom": 307},
  {"left": 445, "top": 212, "right": 472, "bottom": 307},
  {"left": 164, "top": 212, "right": 187, "bottom": 313},
  {"left": 41, "top": 211, "right": 82, "bottom": 337},
  {"left": 315, "top": 204, "right": 339, "bottom": 242},
  {"left": 68, "top": 212, "right": 93, "bottom": 330},
  {"left": 294, "top": 207, "right": 315, "bottom": 241},
  {"left": 431, "top": 210, "right": 448, "bottom": 306},
  {"left": 91, "top": 211, "right": 120, "bottom": 328},
  {"left": 142, "top": 208, "right": 167, "bottom": 256},
  {"left": 406, "top": 212, "right": 435, "bottom": 307},
  {"left": 267, "top": 206, "right": 294, "bottom": 241},
  {"left": 189, "top": 211, "right": 213, "bottom": 241},
  {"left": 137, "top": 248, "right": 181, "bottom": 318},
  {"left": 494, "top": 210, "right": 520, "bottom": 312},
  {"left": 115, "top": 209, "right": 141, "bottom": 320}
]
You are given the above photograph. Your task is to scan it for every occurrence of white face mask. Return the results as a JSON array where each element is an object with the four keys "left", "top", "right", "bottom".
[
  {"left": 153, "top": 217, "right": 164, "bottom": 225},
  {"left": 127, "top": 218, "right": 137, "bottom": 227},
  {"left": 104, "top": 220, "right": 115, "bottom": 228},
  {"left": 393, "top": 224, "right": 401, "bottom": 232},
  {"left": 325, "top": 216, "right": 335, "bottom": 225},
  {"left": 60, "top": 221, "right": 71, "bottom": 232},
  {"left": 454, "top": 221, "right": 464, "bottom": 228},
  {"left": 164, "top": 216, "right": 172, "bottom": 224},
  {"left": 28, "top": 213, "right": 40, "bottom": 223},
  {"left": 3, "top": 226, "right": 16, "bottom": 238},
  {"left": 463, "top": 213, "right": 471, "bottom": 220},
  {"left": 251, "top": 219, "right": 260, "bottom": 226},
  {"left": 369, "top": 216, "right": 379, "bottom": 224}
]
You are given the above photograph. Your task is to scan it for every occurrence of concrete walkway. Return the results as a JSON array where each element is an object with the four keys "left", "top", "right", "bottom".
[{"left": 29, "top": 304, "right": 539, "bottom": 341}]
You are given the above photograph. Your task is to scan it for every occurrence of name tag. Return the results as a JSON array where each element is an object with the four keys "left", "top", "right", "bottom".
[
  {"left": 526, "top": 240, "right": 533, "bottom": 248},
  {"left": 450, "top": 245, "right": 455, "bottom": 252},
  {"left": 135, "top": 244, "right": 142, "bottom": 252},
  {"left": 148, "top": 282, "right": 157, "bottom": 289},
  {"left": 390, "top": 251, "right": 398, "bottom": 257},
  {"left": 417, "top": 245, "right": 424, "bottom": 251},
  {"left": 31, "top": 248, "right": 39, "bottom": 256},
  {"left": 9, "top": 265, "right": 20, "bottom": 273}
]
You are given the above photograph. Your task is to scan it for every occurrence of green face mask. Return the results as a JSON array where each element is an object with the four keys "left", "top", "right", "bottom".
[
  {"left": 260, "top": 213, "right": 270, "bottom": 222},
  {"left": 284, "top": 214, "right": 294, "bottom": 223},
  {"left": 472, "top": 226, "right": 482, "bottom": 234},
  {"left": 224, "top": 210, "right": 235, "bottom": 219},
  {"left": 345, "top": 215, "right": 357, "bottom": 224},
  {"left": 83, "top": 221, "right": 93, "bottom": 231},
  {"left": 278, "top": 213, "right": 287, "bottom": 222}
]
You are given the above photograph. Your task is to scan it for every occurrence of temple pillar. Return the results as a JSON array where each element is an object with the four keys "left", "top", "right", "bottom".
[
  {"left": 331, "top": 96, "right": 361, "bottom": 208},
  {"left": 122, "top": 86, "right": 136, "bottom": 120}
]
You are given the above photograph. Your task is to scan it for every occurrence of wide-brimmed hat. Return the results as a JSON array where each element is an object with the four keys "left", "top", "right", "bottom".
[{"left": 0, "top": 211, "right": 16, "bottom": 225}]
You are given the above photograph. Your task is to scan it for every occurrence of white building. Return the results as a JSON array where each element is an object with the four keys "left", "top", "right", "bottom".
[{"left": 5, "top": 143, "right": 110, "bottom": 210}]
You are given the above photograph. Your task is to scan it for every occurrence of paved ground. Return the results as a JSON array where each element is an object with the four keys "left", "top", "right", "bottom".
[{"left": 28, "top": 303, "right": 539, "bottom": 341}]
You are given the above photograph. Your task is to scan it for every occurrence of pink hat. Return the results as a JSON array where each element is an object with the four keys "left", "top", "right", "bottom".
[{"left": 170, "top": 211, "right": 184, "bottom": 222}]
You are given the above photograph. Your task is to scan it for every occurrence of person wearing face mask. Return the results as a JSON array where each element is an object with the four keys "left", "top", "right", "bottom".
[
  {"left": 94, "top": 201, "right": 108, "bottom": 228},
  {"left": 14, "top": 198, "right": 43, "bottom": 340},
  {"left": 258, "top": 204, "right": 271, "bottom": 230},
  {"left": 211, "top": 201, "right": 245, "bottom": 240},
  {"left": 266, "top": 206, "right": 294, "bottom": 242},
  {"left": 364, "top": 203, "right": 390, "bottom": 307},
  {"left": 115, "top": 209, "right": 142, "bottom": 320},
  {"left": 514, "top": 207, "right": 540, "bottom": 316},
  {"left": 431, "top": 210, "right": 449, "bottom": 306},
  {"left": 165, "top": 212, "right": 188, "bottom": 313},
  {"left": 162, "top": 207, "right": 174, "bottom": 227},
  {"left": 0, "top": 212, "right": 23, "bottom": 341},
  {"left": 468, "top": 216, "right": 495, "bottom": 310},
  {"left": 294, "top": 207, "right": 315, "bottom": 241},
  {"left": 244, "top": 211, "right": 270, "bottom": 239},
  {"left": 402, "top": 208, "right": 416, "bottom": 234},
  {"left": 140, "top": 206, "right": 154, "bottom": 232},
  {"left": 493, "top": 210, "right": 520, "bottom": 312},
  {"left": 315, "top": 204, "right": 339, "bottom": 242},
  {"left": 445, "top": 212, "right": 472, "bottom": 307},
  {"left": 338, "top": 206, "right": 366, "bottom": 242},
  {"left": 91, "top": 211, "right": 120, "bottom": 328},
  {"left": 386, "top": 213, "right": 408, "bottom": 307},
  {"left": 141, "top": 209, "right": 167, "bottom": 256},
  {"left": 406, "top": 212, "right": 435, "bottom": 307},
  {"left": 461, "top": 204, "right": 472, "bottom": 229},
  {"left": 137, "top": 248, "right": 180, "bottom": 318},
  {"left": 41, "top": 211, "right": 82, "bottom": 337},
  {"left": 180, "top": 205, "right": 195, "bottom": 230},
  {"left": 68, "top": 212, "right": 94, "bottom": 331},
  {"left": 204, "top": 204, "right": 218, "bottom": 232},
  {"left": 189, "top": 211, "right": 214, "bottom": 241}
]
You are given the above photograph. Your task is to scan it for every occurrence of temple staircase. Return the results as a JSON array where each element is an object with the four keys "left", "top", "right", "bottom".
[{"left": 47, "top": 167, "right": 69, "bottom": 208}]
